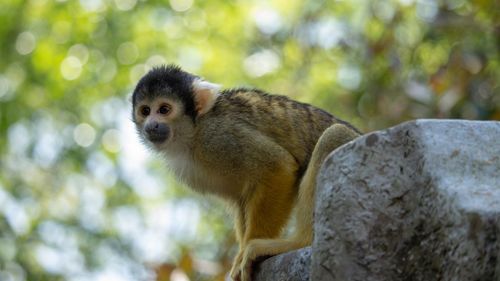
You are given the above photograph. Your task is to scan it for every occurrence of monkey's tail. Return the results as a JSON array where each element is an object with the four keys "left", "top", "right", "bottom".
[{"left": 292, "top": 123, "right": 361, "bottom": 245}]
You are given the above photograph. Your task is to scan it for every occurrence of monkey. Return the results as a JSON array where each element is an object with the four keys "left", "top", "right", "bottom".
[{"left": 131, "top": 65, "right": 361, "bottom": 281}]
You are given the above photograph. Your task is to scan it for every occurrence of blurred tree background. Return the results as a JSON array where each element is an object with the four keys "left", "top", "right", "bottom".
[{"left": 0, "top": 0, "right": 498, "bottom": 280}]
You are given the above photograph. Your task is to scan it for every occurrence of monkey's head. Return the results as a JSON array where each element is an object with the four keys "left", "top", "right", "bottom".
[{"left": 131, "top": 65, "right": 220, "bottom": 150}]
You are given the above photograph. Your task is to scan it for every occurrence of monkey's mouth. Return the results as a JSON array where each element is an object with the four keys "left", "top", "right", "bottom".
[
  {"left": 144, "top": 123, "right": 170, "bottom": 144},
  {"left": 147, "top": 134, "right": 169, "bottom": 144}
]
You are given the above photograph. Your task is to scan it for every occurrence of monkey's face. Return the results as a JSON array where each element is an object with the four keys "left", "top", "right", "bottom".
[
  {"left": 131, "top": 65, "right": 220, "bottom": 151},
  {"left": 133, "top": 97, "right": 194, "bottom": 150}
]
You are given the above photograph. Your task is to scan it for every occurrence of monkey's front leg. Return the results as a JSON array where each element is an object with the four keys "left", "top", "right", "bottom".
[
  {"left": 229, "top": 210, "right": 246, "bottom": 280},
  {"left": 231, "top": 168, "right": 297, "bottom": 281}
]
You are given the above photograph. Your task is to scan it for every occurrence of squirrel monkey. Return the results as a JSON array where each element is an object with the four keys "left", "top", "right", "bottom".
[{"left": 131, "top": 65, "right": 361, "bottom": 281}]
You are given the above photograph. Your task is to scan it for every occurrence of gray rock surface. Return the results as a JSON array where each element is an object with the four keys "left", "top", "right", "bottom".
[
  {"left": 253, "top": 247, "right": 311, "bottom": 281},
  {"left": 312, "top": 119, "right": 500, "bottom": 281},
  {"left": 253, "top": 119, "right": 500, "bottom": 281}
]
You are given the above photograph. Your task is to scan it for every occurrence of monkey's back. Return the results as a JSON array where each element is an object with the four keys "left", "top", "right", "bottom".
[{"left": 202, "top": 89, "right": 355, "bottom": 176}]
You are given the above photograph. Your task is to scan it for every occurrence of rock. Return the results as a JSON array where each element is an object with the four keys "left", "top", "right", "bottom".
[
  {"left": 253, "top": 120, "right": 500, "bottom": 281},
  {"left": 253, "top": 247, "right": 311, "bottom": 281},
  {"left": 312, "top": 119, "right": 500, "bottom": 281}
]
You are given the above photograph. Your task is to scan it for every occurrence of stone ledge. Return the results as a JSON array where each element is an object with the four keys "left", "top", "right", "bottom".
[
  {"left": 254, "top": 120, "right": 500, "bottom": 281},
  {"left": 313, "top": 119, "right": 500, "bottom": 281},
  {"left": 253, "top": 247, "right": 311, "bottom": 281}
]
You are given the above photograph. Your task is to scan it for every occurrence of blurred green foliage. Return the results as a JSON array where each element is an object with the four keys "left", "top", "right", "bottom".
[{"left": 0, "top": 0, "right": 498, "bottom": 280}]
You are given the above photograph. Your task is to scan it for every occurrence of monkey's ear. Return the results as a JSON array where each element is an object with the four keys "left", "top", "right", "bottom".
[{"left": 192, "top": 79, "right": 221, "bottom": 116}]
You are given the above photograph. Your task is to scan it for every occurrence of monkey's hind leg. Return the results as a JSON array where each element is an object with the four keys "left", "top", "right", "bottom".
[{"left": 238, "top": 123, "right": 361, "bottom": 280}]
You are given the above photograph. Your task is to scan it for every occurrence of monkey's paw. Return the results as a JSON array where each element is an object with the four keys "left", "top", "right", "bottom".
[
  {"left": 230, "top": 250, "right": 244, "bottom": 281},
  {"left": 236, "top": 242, "right": 261, "bottom": 281},
  {"left": 232, "top": 239, "right": 281, "bottom": 281}
]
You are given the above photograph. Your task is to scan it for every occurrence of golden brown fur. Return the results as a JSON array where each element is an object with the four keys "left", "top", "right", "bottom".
[{"left": 131, "top": 65, "right": 361, "bottom": 281}]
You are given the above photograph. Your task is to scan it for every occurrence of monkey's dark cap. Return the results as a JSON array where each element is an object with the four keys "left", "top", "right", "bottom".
[{"left": 132, "top": 64, "right": 198, "bottom": 119}]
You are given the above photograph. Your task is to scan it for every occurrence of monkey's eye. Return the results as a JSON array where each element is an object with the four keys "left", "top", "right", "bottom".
[
  {"left": 140, "top": 106, "right": 151, "bottom": 117},
  {"left": 158, "top": 104, "right": 171, "bottom": 115}
]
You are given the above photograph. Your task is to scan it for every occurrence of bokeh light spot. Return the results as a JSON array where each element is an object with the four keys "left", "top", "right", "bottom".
[
  {"left": 145, "top": 55, "right": 167, "bottom": 70},
  {"left": 100, "top": 59, "right": 118, "bottom": 82},
  {"left": 114, "top": 0, "right": 137, "bottom": 11},
  {"left": 316, "top": 19, "right": 344, "bottom": 49},
  {"left": 129, "top": 64, "right": 147, "bottom": 84},
  {"left": 169, "top": 0, "right": 193, "bottom": 12},
  {"left": 102, "top": 129, "right": 121, "bottom": 153},
  {"left": 178, "top": 48, "right": 203, "bottom": 71},
  {"left": 0, "top": 75, "right": 11, "bottom": 99},
  {"left": 79, "top": 0, "right": 105, "bottom": 12},
  {"left": 417, "top": 0, "right": 438, "bottom": 22},
  {"left": 243, "top": 50, "right": 280, "bottom": 77},
  {"left": 68, "top": 44, "right": 90, "bottom": 65},
  {"left": 253, "top": 7, "right": 283, "bottom": 35},
  {"left": 338, "top": 64, "right": 362, "bottom": 90},
  {"left": 60, "top": 56, "right": 83, "bottom": 80},
  {"left": 15, "top": 32, "right": 36, "bottom": 55},
  {"left": 73, "top": 123, "right": 96, "bottom": 147}
]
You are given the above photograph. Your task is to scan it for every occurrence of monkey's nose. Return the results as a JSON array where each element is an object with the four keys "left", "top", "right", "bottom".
[{"left": 145, "top": 122, "right": 170, "bottom": 143}]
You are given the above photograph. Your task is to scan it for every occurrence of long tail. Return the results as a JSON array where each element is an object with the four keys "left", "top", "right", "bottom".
[{"left": 292, "top": 123, "right": 361, "bottom": 245}]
